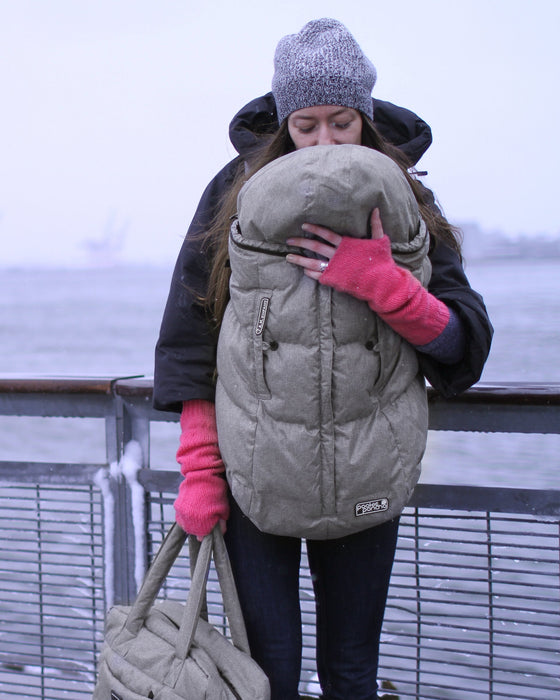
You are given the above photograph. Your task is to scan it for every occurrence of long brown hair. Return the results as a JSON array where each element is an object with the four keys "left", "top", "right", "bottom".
[{"left": 202, "top": 115, "right": 462, "bottom": 327}]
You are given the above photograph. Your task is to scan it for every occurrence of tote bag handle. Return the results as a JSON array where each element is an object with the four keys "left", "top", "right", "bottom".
[
  {"left": 176, "top": 526, "right": 250, "bottom": 659},
  {"left": 124, "top": 523, "right": 250, "bottom": 659}
]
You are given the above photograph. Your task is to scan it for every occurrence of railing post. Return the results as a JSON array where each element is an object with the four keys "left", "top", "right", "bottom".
[
  {"left": 120, "top": 392, "right": 151, "bottom": 590},
  {"left": 105, "top": 391, "right": 138, "bottom": 605}
]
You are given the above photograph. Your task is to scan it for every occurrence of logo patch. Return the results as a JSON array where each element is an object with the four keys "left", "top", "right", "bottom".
[
  {"left": 111, "top": 692, "right": 123, "bottom": 700},
  {"left": 355, "top": 498, "right": 389, "bottom": 517},
  {"left": 255, "top": 297, "right": 270, "bottom": 336}
]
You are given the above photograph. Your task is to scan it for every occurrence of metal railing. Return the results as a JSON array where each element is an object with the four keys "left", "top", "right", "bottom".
[{"left": 0, "top": 377, "right": 559, "bottom": 699}]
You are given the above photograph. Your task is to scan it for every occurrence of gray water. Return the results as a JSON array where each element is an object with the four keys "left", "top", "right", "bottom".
[{"left": 1, "top": 258, "right": 559, "bottom": 487}]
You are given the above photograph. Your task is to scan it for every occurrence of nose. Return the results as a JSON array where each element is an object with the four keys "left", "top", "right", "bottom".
[{"left": 317, "top": 123, "right": 336, "bottom": 146}]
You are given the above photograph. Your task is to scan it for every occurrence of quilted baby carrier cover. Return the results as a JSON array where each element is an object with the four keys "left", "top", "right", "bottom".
[
  {"left": 216, "top": 144, "right": 431, "bottom": 539},
  {"left": 93, "top": 524, "right": 270, "bottom": 699}
]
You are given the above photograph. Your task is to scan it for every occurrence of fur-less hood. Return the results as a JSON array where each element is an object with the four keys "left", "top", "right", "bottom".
[
  {"left": 228, "top": 92, "right": 433, "bottom": 165},
  {"left": 215, "top": 145, "right": 430, "bottom": 539}
]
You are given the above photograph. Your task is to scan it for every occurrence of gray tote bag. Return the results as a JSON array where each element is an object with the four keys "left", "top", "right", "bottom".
[{"left": 93, "top": 524, "right": 270, "bottom": 699}]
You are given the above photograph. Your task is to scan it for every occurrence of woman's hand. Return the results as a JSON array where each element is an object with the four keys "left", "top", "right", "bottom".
[
  {"left": 286, "top": 208, "right": 384, "bottom": 279},
  {"left": 196, "top": 519, "right": 227, "bottom": 543},
  {"left": 174, "top": 400, "right": 230, "bottom": 541},
  {"left": 292, "top": 207, "right": 451, "bottom": 348}
]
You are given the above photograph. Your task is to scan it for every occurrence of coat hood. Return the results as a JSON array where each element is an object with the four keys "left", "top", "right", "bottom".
[{"left": 228, "top": 92, "right": 433, "bottom": 166}]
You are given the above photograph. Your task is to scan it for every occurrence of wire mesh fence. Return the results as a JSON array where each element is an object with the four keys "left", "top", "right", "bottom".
[
  {"left": 1, "top": 473, "right": 559, "bottom": 698},
  {"left": 0, "top": 482, "right": 105, "bottom": 699},
  {"left": 380, "top": 509, "right": 560, "bottom": 699},
  {"left": 1, "top": 378, "right": 559, "bottom": 699},
  {"left": 143, "top": 490, "right": 560, "bottom": 700}
]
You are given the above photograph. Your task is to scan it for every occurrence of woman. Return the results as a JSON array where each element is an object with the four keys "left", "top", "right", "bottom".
[{"left": 154, "top": 18, "right": 492, "bottom": 700}]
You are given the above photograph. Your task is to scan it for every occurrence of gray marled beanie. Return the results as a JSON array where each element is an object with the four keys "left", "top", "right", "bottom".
[{"left": 272, "top": 18, "right": 377, "bottom": 124}]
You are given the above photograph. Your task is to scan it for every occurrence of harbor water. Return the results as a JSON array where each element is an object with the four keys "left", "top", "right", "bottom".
[{"left": 1, "top": 257, "right": 559, "bottom": 488}]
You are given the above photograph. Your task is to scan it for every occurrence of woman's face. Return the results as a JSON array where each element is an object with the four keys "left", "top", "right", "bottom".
[{"left": 287, "top": 105, "right": 363, "bottom": 150}]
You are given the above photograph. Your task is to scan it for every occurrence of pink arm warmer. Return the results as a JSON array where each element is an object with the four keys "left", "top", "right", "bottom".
[
  {"left": 174, "top": 399, "right": 230, "bottom": 538},
  {"left": 320, "top": 235, "right": 450, "bottom": 346}
]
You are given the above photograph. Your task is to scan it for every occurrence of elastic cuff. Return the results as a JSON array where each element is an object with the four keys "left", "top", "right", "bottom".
[{"left": 415, "top": 308, "right": 466, "bottom": 364}]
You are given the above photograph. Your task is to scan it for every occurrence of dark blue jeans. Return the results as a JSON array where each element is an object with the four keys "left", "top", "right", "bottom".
[{"left": 224, "top": 497, "right": 400, "bottom": 700}]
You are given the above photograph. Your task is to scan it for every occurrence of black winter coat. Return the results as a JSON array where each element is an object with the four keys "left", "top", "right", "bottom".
[{"left": 154, "top": 94, "right": 493, "bottom": 413}]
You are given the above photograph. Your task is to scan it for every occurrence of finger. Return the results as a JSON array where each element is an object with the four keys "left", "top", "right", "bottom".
[
  {"left": 370, "top": 208, "right": 384, "bottom": 240},
  {"left": 286, "top": 253, "right": 321, "bottom": 269},
  {"left": 286, "top": 253, "right": 329, "bottom": 276},
  {"left": 286, "top": 237, "right": 337, "bottom": 260},
  {"left": 301, "top": 223, "right": 343, "bottom": 247},
  {"left": 303, "top": 268, "right": 323, "bottom": 281}
]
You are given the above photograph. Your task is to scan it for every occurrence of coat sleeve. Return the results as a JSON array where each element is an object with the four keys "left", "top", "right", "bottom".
[
  {"left": 153, "top": 158, "right": 241, "bottom": 413},
  {"left": 419, "top": 238, "right": 493, "bottom": 397}
]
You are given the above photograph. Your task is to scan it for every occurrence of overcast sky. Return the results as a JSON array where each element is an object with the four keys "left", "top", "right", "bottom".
[{"left": 2, "top": 0, "right": 559, "bottom": 267}]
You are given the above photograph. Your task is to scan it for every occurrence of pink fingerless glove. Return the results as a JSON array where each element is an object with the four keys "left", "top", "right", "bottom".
[
  {"left": 320, "top": 235, "right": 450, "bottom": 346},
  {"left": 174, "top": 399, "right": 230, "bottom": 538}
]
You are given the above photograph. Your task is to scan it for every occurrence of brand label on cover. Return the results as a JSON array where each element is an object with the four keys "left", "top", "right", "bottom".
[
  {"left": 355, "top": 498, "right": 389, "bottom": 517},
  {"left": 255, "top": 297, "right": 270, "bottom": 336}
]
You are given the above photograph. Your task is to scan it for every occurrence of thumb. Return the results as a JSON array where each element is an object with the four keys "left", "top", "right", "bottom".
[{"left": 370, "top": 208, "right": 384, "bottom": 240}]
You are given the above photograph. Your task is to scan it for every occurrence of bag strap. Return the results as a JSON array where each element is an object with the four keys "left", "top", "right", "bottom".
[
  {"left": 188, "top": 535, "right": 208, "bottom": 622},
  {"left": 176, "top": 526, "right": 251, "bottom": 659},
  {"left": 212, "top": 527, "right": 251, "bottom": 653},
  {"left": 123, "top": 523, "right": 251, "bottom": 659},
  {"left": 174, "top": 532, "right": 214, "bottom": 657},
  {"left": 124, "top": 522, "right": 187, "bottom": 636}
]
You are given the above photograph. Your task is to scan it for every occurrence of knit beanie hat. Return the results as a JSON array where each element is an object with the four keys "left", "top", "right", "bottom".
[{"left": 272, "top": 18, "right": 377, "bottom": 124}]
